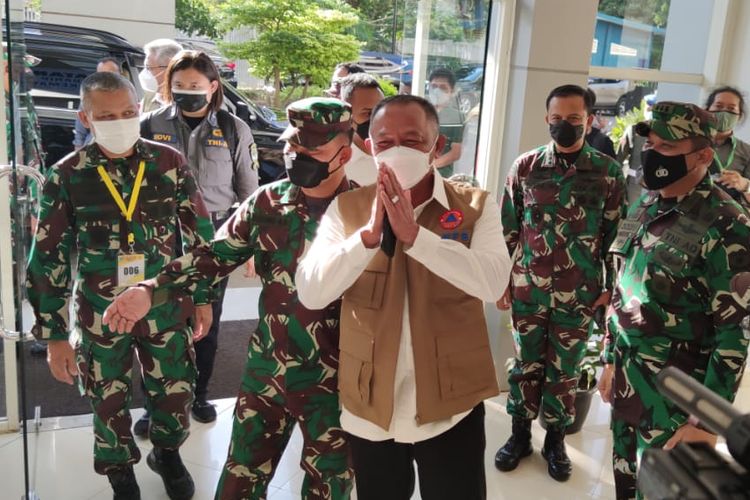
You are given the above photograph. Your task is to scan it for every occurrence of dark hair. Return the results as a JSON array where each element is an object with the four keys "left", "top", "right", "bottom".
[
  {"left": 340, "top": 73, "right": 383, "bottom": 103},
  {"left": 428, "top": 67, "right": 456, "bottom": 89},
  {"left": 80, "top": 71, "right": 137, "bottom": 111},
  {"left": 334, "top": 62, "right": 365, "bottom": 75},
  {"left": 97, "top": 57, "right": 120, "bottom": 71},
  {"left": 546, "top": 84, "right": 593, "bottom": 114},
  {"left": 705, "top": 85, "right": 746, "bottom": 119},
  {"left": 371, "top": 94, "right": 440, "bottom": 132},
  {"left": 164, "top": 50, "right": 224, "bottom": 111}
]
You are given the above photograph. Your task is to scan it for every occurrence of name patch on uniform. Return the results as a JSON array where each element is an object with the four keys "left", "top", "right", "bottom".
[
  {"left": 440, "top": 210, "right": 463, "bottom": 230},
  {"left": 660, "top": 228, "right": 701, "bottom": 258},
  {"left": 152, "top": 133, "right": 176, "bottom": 143},
  {"left": 205, "top": 138, "right": 229, "bottom": 148},
  {"left": 610, "top": 219, "right": 642, "bottom": 254}
]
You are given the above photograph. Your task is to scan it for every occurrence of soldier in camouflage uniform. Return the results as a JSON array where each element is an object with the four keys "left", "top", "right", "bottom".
[
  {"left": 495, "top": 84, "right": 627, "bottom": 481},
  {"left": 103, "top": 97, "right": 357, "bottom": 500},
  {"left": 597, "top": 102, "right": 750, "bottom": 500},
  {"left": 26, "top": 72, "right": 215, "bottom": 500}
]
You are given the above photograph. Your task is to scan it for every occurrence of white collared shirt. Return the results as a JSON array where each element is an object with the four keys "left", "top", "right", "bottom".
[{"left": 296, "top": 173, "right": 511, "bottom": 443}]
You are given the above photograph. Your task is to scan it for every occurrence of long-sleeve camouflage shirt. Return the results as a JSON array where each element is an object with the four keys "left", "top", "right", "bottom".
[
  {"left": 605, "top": 175, "right": 750, "bottom": 404},
  {"left": 144, "top": 179, "right": 356, "bottom": 408},
  {"left": 502, "top": 141, "right": 627, "bottom": 308},
  {"left": 26, "top": 140, "right": 215, "bottom": 341}
]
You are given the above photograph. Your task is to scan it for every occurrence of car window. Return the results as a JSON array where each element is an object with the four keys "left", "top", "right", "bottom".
[{"left": 27, "top": 48, "right": 107, "bottom": 96}]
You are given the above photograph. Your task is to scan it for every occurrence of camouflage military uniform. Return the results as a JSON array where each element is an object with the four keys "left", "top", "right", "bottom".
[
  {"left": 605, "top": 102, "right": 750, "bottom": 499},
  {"left": 26, "top": 140, "right": 214, "bottom": 474},
  {"left": 502, "top": 141, "right": 626, "bottom": 425},
  {"left": 143, "top": 98, "right": 355, "bottom": 499}
]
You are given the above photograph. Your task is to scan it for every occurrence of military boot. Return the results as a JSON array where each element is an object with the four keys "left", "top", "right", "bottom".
[
  {"left": 494, "top": 417, "right": 533, "bottom": 471},
  {"left": 107, "top": 466, "right": 141, "bottom": 500},
  {"left": 542, "top": 426, "right": 572, "bottom": 481},
  {"left": 147, "top": 447, "right": 195, "bottom": 500}
]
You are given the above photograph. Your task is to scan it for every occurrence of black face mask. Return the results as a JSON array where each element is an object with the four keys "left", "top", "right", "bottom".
[
  {"left": 173, "top": 91, "right": 208, "bottom": 113},
  {"left": 356, "top": 120, "right": 370, "bottom": 140},
  {"left": 284, "top": 146, "right": 344, "bottom": 188},
  {"left": 549, "top": 120, "right": 584, "bottom": 148},
  {"left": 640, "top": 148, "right": 690, "bottom": 190}
]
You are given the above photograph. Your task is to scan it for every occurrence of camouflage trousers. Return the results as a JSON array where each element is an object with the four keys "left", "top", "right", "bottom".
[
  {"left": 215, "top": 343, "right": 353, "bottom": 499},
  {"left": 610, "top": 345, "right": 689, "bottom": 500},
  {"left": 76, "top": 327, "right": 196, "bottom": 475},
  {"left": 506, "top": 301, "right": 592, "bottom": 426}
]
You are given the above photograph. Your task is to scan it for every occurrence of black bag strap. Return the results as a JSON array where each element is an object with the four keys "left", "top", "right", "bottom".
[
  {"left": 140, "top": 115, "right": 153, "bottom": 140},
  {"left": 216, "top": 109, "right": 238, "bottom": 173}
]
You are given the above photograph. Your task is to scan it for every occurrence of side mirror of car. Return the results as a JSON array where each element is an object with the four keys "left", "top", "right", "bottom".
[{"left": 236, "top": 101, "right": 253, "bottom": 123}]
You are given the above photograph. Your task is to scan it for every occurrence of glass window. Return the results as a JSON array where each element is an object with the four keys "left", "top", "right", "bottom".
[
  {"left": 398, "top": 0, "right": 492, "bottom": 180},
  {"left": 591, "top": 0, "right": 714, "bottom": 72}
]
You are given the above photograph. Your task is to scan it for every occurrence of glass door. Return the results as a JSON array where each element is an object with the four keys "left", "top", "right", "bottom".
[{"left": 1, "top": 0, "right": 47, "bottom": 498}]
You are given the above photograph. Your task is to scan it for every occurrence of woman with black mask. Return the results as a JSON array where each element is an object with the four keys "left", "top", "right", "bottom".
[{"left": 137, "top": 50, "right": 258, "bottom": 432}]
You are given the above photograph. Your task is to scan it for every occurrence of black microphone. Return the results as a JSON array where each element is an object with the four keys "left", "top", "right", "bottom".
[
  {"left": 381, "top": 214, "right": 396, "bottom": 257},
  {"left": 656, "top": 367, "right": 750, "bottom": 470}
]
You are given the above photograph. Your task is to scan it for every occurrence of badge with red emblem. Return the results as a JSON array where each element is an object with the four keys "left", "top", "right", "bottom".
[{"left": 440, "top": 210, "right": 463, "bottom": 230}]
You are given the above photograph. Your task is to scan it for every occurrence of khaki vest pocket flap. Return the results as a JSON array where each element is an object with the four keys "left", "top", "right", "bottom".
[
  {"left": 436, "top": 338, "right": 494, "bottom": 400},
  {"left": 345, "top": 269, "right": 387, "bottom": 309}
]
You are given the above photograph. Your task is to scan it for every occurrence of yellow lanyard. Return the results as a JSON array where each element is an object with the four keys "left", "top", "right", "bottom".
[{"left": 97, "top": 160, "right": 146, "bottom": 248}]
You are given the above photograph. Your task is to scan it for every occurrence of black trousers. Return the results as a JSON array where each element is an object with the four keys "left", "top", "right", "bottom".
[
  {"left": 194, "top": 215, "right": 230, "bottom": 400},
  {"left": 347, "top": 403, "right": 486, "bottom": 500}
]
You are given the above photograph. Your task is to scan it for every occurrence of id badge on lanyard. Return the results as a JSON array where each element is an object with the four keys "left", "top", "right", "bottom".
[{"left": 97, "top": 160, "right": 147, "bottom": 287}]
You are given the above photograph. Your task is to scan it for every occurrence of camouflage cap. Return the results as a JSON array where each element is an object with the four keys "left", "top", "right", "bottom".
[
  {"left": 278, "top": 97, "right": 353, "bottom": 149},
  {"left": 635, "top": 101, "right": 717, "bottom": 142}
]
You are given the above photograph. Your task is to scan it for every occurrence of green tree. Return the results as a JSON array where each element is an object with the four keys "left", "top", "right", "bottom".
[
  {"left": 598, "top": 0, "right": 671, "bottom": 28},
  {"left": 220, "top": 0, "right": 360, "bottom": 108},
  {"left": 176, "top": 0, "right": 224, "bottom": 38}
]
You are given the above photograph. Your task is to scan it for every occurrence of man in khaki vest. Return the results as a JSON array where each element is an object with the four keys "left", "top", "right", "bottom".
[{"left": 296, "top": 94, "right": 512, "bottom": 500}]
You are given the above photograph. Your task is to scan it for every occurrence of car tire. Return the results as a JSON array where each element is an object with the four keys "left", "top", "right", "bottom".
[
  {"left": 459, "top": 94, "right": 474, "bottom": 115},
  {"left": 616, "top": 96, "right": 629, "bottom": 117}
]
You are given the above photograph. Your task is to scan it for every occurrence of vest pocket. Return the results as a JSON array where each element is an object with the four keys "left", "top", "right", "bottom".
[
  {"left": 339, "top": 328, "right": 374, "bottom": 404},
  {"left": 344, "top": 254, "right": 389, "bottom": 309},
  {"left": 436, "top": 335, "right": 494, "bottom": 399}
]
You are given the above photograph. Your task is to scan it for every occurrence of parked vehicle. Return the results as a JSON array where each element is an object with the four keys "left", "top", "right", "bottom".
[
  {"left": 17, "top": 22, "right": 286, "bottom": 183},
  {"left": 455, "top": 65, "right": 483, "bottom": 115},
  {"left": 587, "top": 77, "right": 648, "bottom": 116}
]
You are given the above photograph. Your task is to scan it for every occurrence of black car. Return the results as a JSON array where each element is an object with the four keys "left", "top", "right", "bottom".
[{"left": 18, "top": 22, "right": 286, "bottom": 184}]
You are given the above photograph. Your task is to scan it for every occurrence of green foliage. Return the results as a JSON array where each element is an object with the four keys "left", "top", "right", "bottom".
[
  {"left": 609, "top": 99, "right": 648, "bottom": 154},
  {"left": 598, "top": 0, "right": 671, "bottom": 28},
  {"left": 219, "top": 0, "right": 360, "bottom": 108},
  {"left": 376, "top": 77, "right": 398, "bottom": 97},
  {"left": 176, "top": 0, "right": 224, "bottom": 38}
]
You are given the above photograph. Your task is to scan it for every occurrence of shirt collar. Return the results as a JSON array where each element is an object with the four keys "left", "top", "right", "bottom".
[
  {"left": 418, "top": 170, "right": 450, "bottom": 210},
  {"left": 540, "top": 140, "right": 594, "bottom": 169},
  {"left": 83, "top": 138, "right": 154, "bottom": 166}
]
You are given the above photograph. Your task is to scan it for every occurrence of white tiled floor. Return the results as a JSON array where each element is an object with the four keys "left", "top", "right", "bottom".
[{"left": 2, "top": 384, "right": 749, "bottom": 500}]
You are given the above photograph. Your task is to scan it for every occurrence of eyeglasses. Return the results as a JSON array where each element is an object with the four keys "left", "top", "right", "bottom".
[{"left": 146, "top": 65, "right": 167, "bottom": 72}]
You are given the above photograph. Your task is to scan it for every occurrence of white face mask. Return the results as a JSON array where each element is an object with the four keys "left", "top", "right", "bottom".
[
  {"left": 91, "top": 116, "right": 141, "bottom": 155},
  {"left": 374, "top": 142, "right": 436, "bottom": 189},
  {"left": 428, "top": 87, "right": 451, "bottom": 107},
  {"left": 138, "top": 68, "right": 159, "bottom": 93}
]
